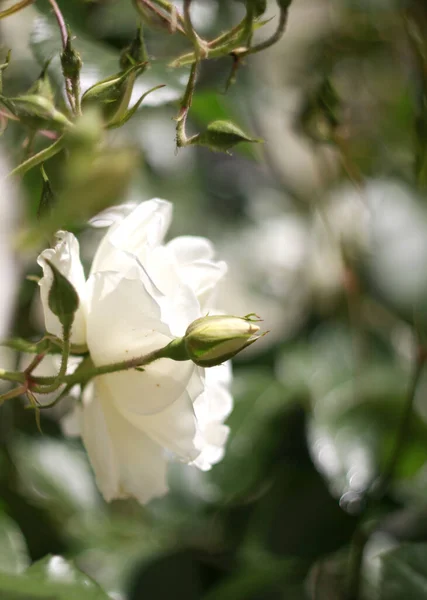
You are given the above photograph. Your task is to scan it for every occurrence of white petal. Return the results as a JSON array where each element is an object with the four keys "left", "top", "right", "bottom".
[
  {"left": 206, "top": 361, "right": 233, "bottom": 389},
  {"left": 86, "top": 272, "right": 193, "bottom": 414},
  {"left": 167, "top": 236, "right": 227, "bottom": 307},
  {"left": 192, "top": 423, "right": 230, "bottom": 471},
  {"left": 86, "top": 272, "right": 171, "bottom": 363},
  {"left": 82, "top": 380, "right": 168, "bottom": 503},
  {"left": 178, "top": 260, "right": 227, "bottom": 306},
  {"left": 167, "top": 236, "right": 215, "bottom": 263},
  {"left": 119, "top": 387, "right": 199, "bottom": 462},
  {"left": 81, "top": 383, "right": 120, "bottom": 501},
  {"left": 37, "top": 232, "right": 87, "bottom": 344},
  {"left": 91, "top": 199, "right": 172, "bottom": 273},
  {"left": 194, "top": 384, "right": 233, "bottom": 426}
]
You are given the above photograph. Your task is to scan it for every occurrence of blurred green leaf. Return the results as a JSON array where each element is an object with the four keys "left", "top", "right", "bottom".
[
  {"left": 11, "top": 436, "right": 100, "bottom": 520},
  {"left": 0, "top": 513, "right": 29, "bottom": 574},
  {"left": 0, "top": 554, "right": 109, "bottom": 600},
  {"left": 379, "top": 543, "right": 427, "bottom": 599},
  {"left": 210, "top": 370, "right": 301, "bottom": 500}
]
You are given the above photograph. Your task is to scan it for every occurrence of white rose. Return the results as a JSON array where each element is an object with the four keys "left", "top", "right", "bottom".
[{"left": 37, "top": 199, "right": 232, "bottom": 504}]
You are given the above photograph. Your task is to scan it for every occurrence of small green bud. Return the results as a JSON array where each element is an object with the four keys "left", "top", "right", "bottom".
[
  {"left": 183, "top": 314, "right": 264, "bottom": 367},
  {"left": 61, "top": 33, "right": 83, "bottom": 80},
  {"left": 246, "top": 0, "right": 267, "bottom": 17},
  {"left": 234, "top": 0, "right": 266, "bottom": 17},
  {"left": 195, "top": 120, "right": 262, "bottom": 153},
  {"left": 45, "top": 259, "right": 79, "bottom": 334},
  {"left": 120, "top": 25, "right": 148, "bottom": 71}
]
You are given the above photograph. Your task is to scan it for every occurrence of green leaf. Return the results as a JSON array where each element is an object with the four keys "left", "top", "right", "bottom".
[
  {"left": 195, "top": 120, "right": 262, "bottom": 153},
  {"left": 379, "top": 544, "right": 427, "bottom": 599},
  {"left": 0, "top": 514, "right": 29, "bottom": 575},
  {"left": 0, "top": 555, "right": 109, "bottom": 600},
  {"left": 45, "top": 260, "right": 79, "bottom": 333}
]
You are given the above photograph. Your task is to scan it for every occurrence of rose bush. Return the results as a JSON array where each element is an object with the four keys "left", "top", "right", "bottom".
[{"left": 37, "top": 199, "right": 233, "bottom": 504}]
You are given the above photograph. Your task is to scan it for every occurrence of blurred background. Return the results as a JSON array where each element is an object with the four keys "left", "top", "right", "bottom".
[{"left": 2, "top": 0, "right": 427, "bottom": 598}]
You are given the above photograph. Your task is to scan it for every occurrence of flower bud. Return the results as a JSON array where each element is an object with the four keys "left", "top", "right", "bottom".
[
  {"left": 120, "top": 26, "right": 148, "bottom": 71},
  {"left": 183, "top": 314, "right": 263, "bottom": 367},
  {"left": 61, "top": 33, "right": 83, "bottom": 81}
]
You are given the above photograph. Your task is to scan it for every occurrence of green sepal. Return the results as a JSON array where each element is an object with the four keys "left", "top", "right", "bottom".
[
  {"left": 45, "top": 260, "right": 79, "bottom": 334},
  {"left": 108, "top": 84, "right": 165, "bottom": 129},
  {"left": 0, "top": 94, "right": 72, "bottom": 131},
  {"left": 160, "top": 337, "right": 189, "bottom": 362}
]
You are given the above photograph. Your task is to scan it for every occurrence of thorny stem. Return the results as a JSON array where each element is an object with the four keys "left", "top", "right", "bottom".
[
  {"left": 207, "top": 18, "right": 247, "bottom": 49},
  {"left": 0, "top": 0, "right": 34, "bottom": 19},
  {"left": 134, "top": 0, "right": 186, "bottom": 34},
  {"left": 237, "top": 6, "right": 289, "bottom": 58},
  {"left": 175, "top": 61, "right": 198, "bottom": 147},
  {"left": 37, "top": 326, "right": 71, "bottom": 394},
  {"left": 0, "top": 370, "right": 25, "bottom": 384},
  {"left": 33, "top": 345, "right": 169, "bottom": 389},
  {"left": 175, "top": 0, "right": 204, "bottom": 148}
]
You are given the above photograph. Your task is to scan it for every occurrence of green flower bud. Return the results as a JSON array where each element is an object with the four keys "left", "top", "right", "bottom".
[
  {"left": 120, "top": 26, "right": 148, "bottom": 71},
  {"left": 234, "top": 0, "right": 267, "bottom": 17},
  {"left": 183, "top": 314, "right": 263, "bottom": 367},
  {"left": 61, "top": 33, "right": 83, "bottom": 81}
]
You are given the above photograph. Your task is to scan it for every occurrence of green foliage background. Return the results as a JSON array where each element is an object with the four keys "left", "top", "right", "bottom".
[{"left": 2, "top": 0, "right": 427, "bottom": 598}]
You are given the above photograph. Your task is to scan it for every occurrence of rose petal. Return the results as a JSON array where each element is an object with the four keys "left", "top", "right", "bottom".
[
  {"left": 119, "top": 387, "right": 199, "bottom": 462},
  {"left": 91, "top": 199, "right": 172, "bottom": 274},
  {"left": 82, "top": 380, "right": 169, "bottom": 503},
  {"left": 167, "top": 236, "right": 215, "bottom": 263},
  {"left": 86, "top": 271, "right": 171, "bottom": 363},
  {"left": 167, "top": 236, "right": 227, "bottom": 307},
  {"left": 192, "top": 423, "right": 230, "bottom": 471},
  {"left": 87, "top": 272, "right": 194, "bottom": 414}
]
